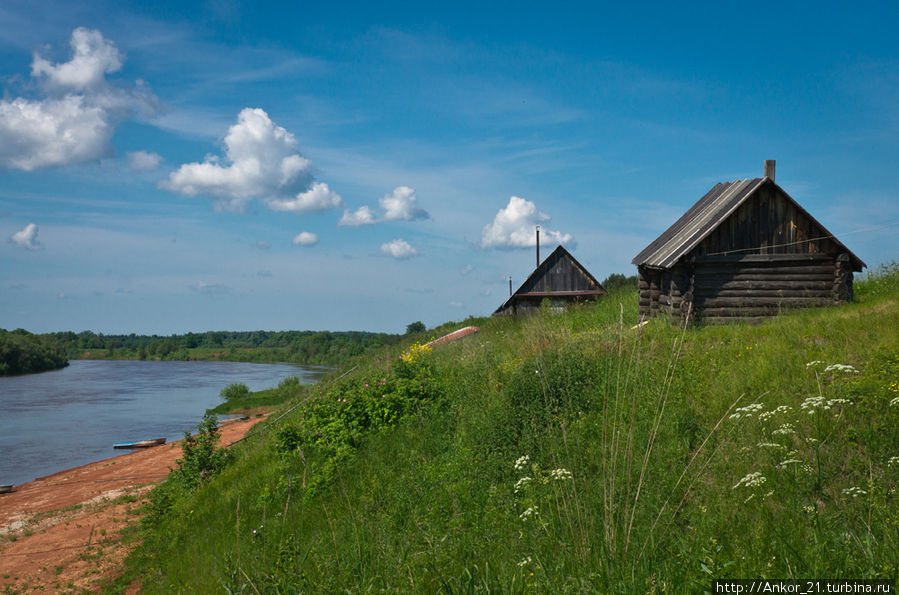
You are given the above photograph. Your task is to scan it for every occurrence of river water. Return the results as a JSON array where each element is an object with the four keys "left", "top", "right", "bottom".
[{"left": 0, "top": 360, "right": 326, "bottom": 486}]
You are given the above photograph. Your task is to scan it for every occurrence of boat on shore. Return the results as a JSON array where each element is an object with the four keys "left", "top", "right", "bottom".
[
  {"left": 0, "top": 484, "right": 13, "bottom": 494},
  {"left": 113, "top": 438, "right": 166, "bottom": 449}
]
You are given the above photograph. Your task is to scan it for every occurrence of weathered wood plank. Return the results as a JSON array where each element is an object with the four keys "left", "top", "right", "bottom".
[
  {"left": 694, "top": 279, "right": 833, "bottom": 290},
  {"left": 694, "top": 296, "right": 831, "bottom": 308},
  {"left": 694, "top": 273, "right": 834, "bottom": 283},
  {"left": 693, "top": 265, "right": 834, "bottom": 276},
  {"left": 700, "top": 316, "right": 768, "bottom": 325},
  {"left": 693, "top": 288, "right": 831, "bottom": 299},
  {"left": 695, "top": 253, "right": 832, "bottom": 264}
]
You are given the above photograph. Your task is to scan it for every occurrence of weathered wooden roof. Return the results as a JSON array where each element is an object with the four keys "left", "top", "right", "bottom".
[
  {"left": 494, "top": 245, "right": 604, "bottom": 314},
  {"left": 632, "top": 178, "right": 865, "bottom": 270}
]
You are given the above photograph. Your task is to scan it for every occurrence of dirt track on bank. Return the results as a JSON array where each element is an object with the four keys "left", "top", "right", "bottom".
[{"left": 0, "top": 415, "right": 265, "bottom": 593}]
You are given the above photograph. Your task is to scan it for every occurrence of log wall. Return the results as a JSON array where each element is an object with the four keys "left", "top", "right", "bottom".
[
  {"left": 691, "top": 253, "right": 842, "bottom": 324},
  {"left": 640, "top": 253, "right": 852, "bottom": 324}
]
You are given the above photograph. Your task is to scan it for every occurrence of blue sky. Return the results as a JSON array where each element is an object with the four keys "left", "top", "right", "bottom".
[{"left": 1, "top": 0, "right": 897, "bottom": 334}]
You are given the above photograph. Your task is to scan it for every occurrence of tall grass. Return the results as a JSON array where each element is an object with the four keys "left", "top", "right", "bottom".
[{"left": 115, "top": 272, "right": 899, "bottom": 592}]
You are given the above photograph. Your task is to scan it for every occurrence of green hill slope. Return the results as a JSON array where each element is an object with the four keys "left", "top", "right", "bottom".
[{"left": 121, "top": 264, "right": 899, "bottom": 592}]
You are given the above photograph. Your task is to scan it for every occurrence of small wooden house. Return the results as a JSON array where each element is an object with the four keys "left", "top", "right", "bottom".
[
  {"left": 494, "top": 245, "right": 605, "bottom": 316},
  {"left": 632, "top": 160, "right": 865, "bottom": 324}
]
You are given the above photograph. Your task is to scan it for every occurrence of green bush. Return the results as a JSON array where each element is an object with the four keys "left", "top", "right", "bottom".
[{"left": 219, "top": 382, "right": 250, "bottom": 402}]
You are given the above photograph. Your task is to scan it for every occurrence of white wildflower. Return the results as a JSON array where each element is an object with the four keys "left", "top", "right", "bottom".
[
  {"left": 549, "top": 468, "right": 573, "bottom": 481},
  {"left": 514, "top": 455, "right": 530, "bottom": 471},
  {"left": 729, "top": 403, "right": 764, "bottom": 420},
  {"left": 757, "top": 442, "right": 786, "bottom": 450},
  {"left": 519, "top": 506, "right": 538, "bottom": 521},
  {"left": 841, "top": 486, "right": 866, "bottom": 498},
  {"left": 777, "top": 459, "right": 803, "bottom": 469},
  {"left": 517, "top": 556, "right": 533, "bottom": 567},
  {"left": 759, "top": 410, "right": 776, "bottom": 422},
  {"left": 890, "top": 396, "right": 899, "bottom": 407},
  {"left": 801, "top": 396, "right": 829, "bottom": 414},
  {"left": 514, "top": 476, "right": 532, "bottom": 493},
  {"left": 827, "top": 398, "right": 850, "bottom": 407},
  {"left": 824, "top": 363, "right": 859, "bottom": 374},
  {"left": 732, "top": 472, "right": 767, "bottom": 490},
  {"left": 802, "top": 505, "right": 815, "bottom": 515},
  {"left": 772, "top": 423, "right": 796, "bottom": 436},
  {"left": 888, "top": 456, "right": 899, "bottom": 468},
  {"left": 806, "top": 361, "right": 824, "bottom": 368}
]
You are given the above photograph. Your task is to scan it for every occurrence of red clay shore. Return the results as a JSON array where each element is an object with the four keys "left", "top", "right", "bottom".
[{"left": 0, "top": 415, "right": 266, "bottom": 593}]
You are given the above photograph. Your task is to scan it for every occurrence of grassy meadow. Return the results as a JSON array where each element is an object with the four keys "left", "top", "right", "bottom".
[{"left": 117, "top": 263, "right": 899, "bottom": 592}]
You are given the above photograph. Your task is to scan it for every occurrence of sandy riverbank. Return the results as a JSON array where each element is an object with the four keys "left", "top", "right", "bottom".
[{"left": 0, "top": 415, "right": 266, "bottom": 592}]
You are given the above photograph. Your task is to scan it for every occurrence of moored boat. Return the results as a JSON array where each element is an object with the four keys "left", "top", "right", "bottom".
[
  {"left": 0, "top": 484, "right": 13, "bottom": 494},
  {"left": 113, "top": 438, "right": 166, "bottom": 449}
]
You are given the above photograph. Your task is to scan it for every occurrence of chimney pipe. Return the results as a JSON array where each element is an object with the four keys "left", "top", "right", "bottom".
[
  {"left": 536, "top": 225, "right": 540, "bottom": 267},
  {"left": 764, "top": 159, "right": 776, "bottom": 181},
  {"left": 509, "top": 276, "right": 513, "bottom": 296}
]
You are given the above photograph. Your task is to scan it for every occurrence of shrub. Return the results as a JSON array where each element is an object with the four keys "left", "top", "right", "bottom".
[{"left": 220, "top": 382, "right": 250, "bottom": 402}]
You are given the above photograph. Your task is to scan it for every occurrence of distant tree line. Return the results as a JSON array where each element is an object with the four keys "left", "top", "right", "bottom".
[
  {"left": 601, "top": 273, "right": 638, "bottom": 293},
  {"left": 48, "top": 329, "right": 404, "bottom": 367},
  {"left": 0, "top": 328, "right": 69, "bottom": 375}
]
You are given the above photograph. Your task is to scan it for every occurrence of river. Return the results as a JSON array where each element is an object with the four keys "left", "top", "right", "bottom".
[{"left": 0, "top": 360, "right": 326, "bottom": 486}]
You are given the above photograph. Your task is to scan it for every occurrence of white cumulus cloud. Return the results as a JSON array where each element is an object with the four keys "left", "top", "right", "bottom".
[
  {"left": 0, "top": 28, "right": 159, "bottom": 172},
  {"left": 163, "top": 108, "right": 343, "bottom": 214},
  {"left": 380, "top": 186, "right": 429, "bottom": 222},
  {"left": 127, "top": 150, "right": 162, "bottom": 172},
  {"left": 292, "top": 231, "right": 319, "bottom": 246},
  {"left": 9, "top": 223, "right": 42, "bottom": 250},
  {"left": 267, "top": 182, "right": 343, "bottom": 214},
  {"left": 338, "top": 205, "right": 377, "bottom": 227},
  {"left": 380, "top": 238, "right": 418, "bottom": 260},
  {"left": 480, "top": 196, "right": 573, "bottom": 249},
  {"left": 339, "top": 186, "right": 428, "bottom": 227}
]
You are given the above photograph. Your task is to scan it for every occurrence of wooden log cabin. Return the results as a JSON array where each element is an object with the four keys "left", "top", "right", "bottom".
[
  {"left": 631, "top": 160, "right": 865, "bottom": 324},
  {"left": 493, "top": 245, "right": 605, "bottom": 316}
]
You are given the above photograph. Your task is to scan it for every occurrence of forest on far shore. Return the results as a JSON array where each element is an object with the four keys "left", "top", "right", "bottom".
[{"left": 0, "top": 328, "right": 69, "bottom": 376}]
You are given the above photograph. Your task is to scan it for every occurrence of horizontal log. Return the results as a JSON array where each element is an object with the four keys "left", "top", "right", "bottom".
[
  {"left": 694, "top": 253, "right": 832, "bottom": 264},
  {"left": 693, "top": 273, "right": 833, "bottom": 283},
  {"left": 700, "top": 316, "right": 768, "bottom": 325},
  {"left": 638, "top": 281, "right": 649, "bottom": 289},
  {"left": 693, "top": 288, "right": 831, "bottom": 299},
  {"left": 694, "top": 265, "right": 834, "bottom": 276},
  {"left": 697, "top": 305, "right": 828, "bottom": 317},
  {"left": 694, "top": 280, "right": 833, "bottom": 291},
  {"left": 694, "top": 296, "right": 831, "bottom": 308}
]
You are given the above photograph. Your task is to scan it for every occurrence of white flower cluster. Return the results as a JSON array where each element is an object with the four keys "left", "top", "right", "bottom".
[
  {"left": 733, "top": 471, "right": 767, "bottom": 490},
  {"left": 890, "top": 397, "right": 899, "bottom": 408},
  {"left": 777, "top": 458, "right": 803, "bottom": 469},
  {"left": 729, "top": 403, "right": 764, "bottom": 420},
  {"left": 758, "top": 405, "right": 792, "bottom": 422},
  {"left": 514, "top": 476, "right": 532, "bottom": 493},
  {"left": 802, "top": 505, "right": 816, "bottom": 514},
  {"left": 806, "top": 360, "right": 824, "bottom": 368},
  {"left": 772, "top": 423, "right": 796, "bottom": 436},
  {"left": 888, "top": 456, "right": 899, "bottom": 468},
  {"left": 800, "top": 396, "right": 852, "bottom": 415},
  {"left": 514, "top": 455, "right": 530, "bottom": 471},
  {"left": 517, "top": 556, "right": 533, "bottom": 567},
  {"left": 520, "top": 506, "right": 538, "bottom": 521},
  {"left": 841, "top": 486, "right": 866, "bottom": 498},
  {"left": 824, "top": 364, "right": 859, "bottom": 374},
  {"left": 550, "top": 468, "right": 573, "bottom": 481},
  {"left": 757, "top": 442, "right": 786, "bottom": 451}
]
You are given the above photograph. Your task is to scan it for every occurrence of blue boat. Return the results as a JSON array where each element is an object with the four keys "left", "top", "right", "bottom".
[{"left": 113, "top": 438, "right": 166, "bottom": 449}]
